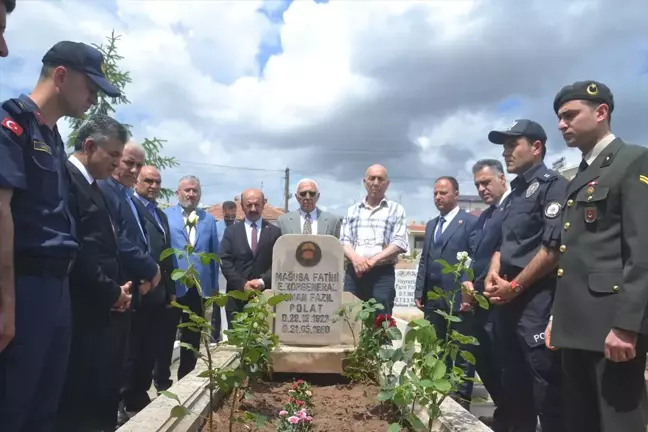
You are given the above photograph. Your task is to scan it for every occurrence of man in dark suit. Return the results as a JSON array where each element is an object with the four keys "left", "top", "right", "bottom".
[
  {"left": 547, "top": 81, "right": 648, "bottom": 432},
  {"left": 467, "top": 159, "right": 510, "bottom": 432},
  {"left": 55, "top": 114, "right": 133, "bottom": 432},
  {"left": 97, "top": 142, "right": 161, "bottom": 428},
  {"left": 121, "top": 165, "right": 174, "bottom": 412},
  {"left": 414, "top": 176, "right": 478, "bottom": 409},
  {"left": 220, "top": 188, "right": 281, "bottom": 325}
]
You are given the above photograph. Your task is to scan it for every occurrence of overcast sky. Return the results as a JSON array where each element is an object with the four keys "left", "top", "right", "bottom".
[{"left": 1, "top": 0, "right": 646, "bottom": 222}]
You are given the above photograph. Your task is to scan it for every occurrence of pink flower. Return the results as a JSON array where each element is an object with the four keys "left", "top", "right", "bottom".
[
  {"left": 279, "top": 410, "right": 288, "bottom": 416},
  {"left": 296, "top": 400, "right": 304, "bottom": 406},
  {"left": 297, "top": 379, "right": 304, "bottom": 385},
  {"left": 288, "top": 416, "right": 299, "bottom": 424}
]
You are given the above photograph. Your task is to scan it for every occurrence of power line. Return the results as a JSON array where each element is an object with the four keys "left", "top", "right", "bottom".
[{"left": 177, "top": 160, "right": 440, "bottom": 182}]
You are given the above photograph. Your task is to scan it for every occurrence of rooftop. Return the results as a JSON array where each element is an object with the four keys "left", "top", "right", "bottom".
[{"left": 207, "top": 196, "right": 286, "bottom": 221}]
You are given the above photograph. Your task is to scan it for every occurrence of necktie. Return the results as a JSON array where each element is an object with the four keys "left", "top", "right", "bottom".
[
  {"left": 578, "top": 159, "right": 589, "bottom": 173},
  {"left": 483, "top": 205, "right": 496, "bottom": 228},
  {"left": 434, "top": 217, "right": 445, "bottom": 244},
  {"left": 250, "top": 222, "right": 258, "bottom": 253},
  {"left": 303, "top": 213, "right": 312, "bottom": 235}
]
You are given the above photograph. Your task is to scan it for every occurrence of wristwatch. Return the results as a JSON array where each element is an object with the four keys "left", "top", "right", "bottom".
[{"left": 510, "top": 280, "right": 524, "bottom": 294}]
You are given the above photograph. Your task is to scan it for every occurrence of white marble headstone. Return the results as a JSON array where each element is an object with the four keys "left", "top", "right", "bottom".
[{"left": 271, "top": 234, "right": 344, "bottom": 346}]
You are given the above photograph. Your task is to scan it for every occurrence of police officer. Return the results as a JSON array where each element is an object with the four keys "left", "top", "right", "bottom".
[
  {"left": 546, "top": 81, "right": 648, "bottom": 432},
  {"left": 484, "top": 119, "right": 568, "bottom": 432},
  {"left": 0, "top": 41, "right": 120, "bottom": 432}
]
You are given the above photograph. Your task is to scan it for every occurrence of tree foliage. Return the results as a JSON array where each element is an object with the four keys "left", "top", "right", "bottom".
[{"left": 65, "top": 30, "right": 178, "bottom": 200}]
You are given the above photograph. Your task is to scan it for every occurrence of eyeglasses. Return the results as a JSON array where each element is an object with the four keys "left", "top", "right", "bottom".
[{"left": 298, "top": 191, "right": 318, "bottom": 198}]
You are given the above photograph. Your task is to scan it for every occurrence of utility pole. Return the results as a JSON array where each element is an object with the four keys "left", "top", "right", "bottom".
[{"left": 283, "top": 167, "right": 290, "bottom": 212}]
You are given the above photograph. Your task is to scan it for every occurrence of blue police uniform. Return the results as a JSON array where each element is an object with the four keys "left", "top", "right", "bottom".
[
  {"left": 0, "top": 94, "right": 78, "bottom": 432},
  {"left": 488, "top": 120, "right": 568, "bottom": 432},
  {"left": 0, "top": 41, "right": 120, "bottom": 432}
]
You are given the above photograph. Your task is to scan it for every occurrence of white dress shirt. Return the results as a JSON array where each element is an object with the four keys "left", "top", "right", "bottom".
[
  {"left": 68, "top": 154, "right": 94, "bottom": 184},
  {"left": 583, "top": 133, "right": 616, "bottom": 166},
  {"left": 299, "top": 208, "right": 319, "bottom": 234},
  {"left": 435, "top": 205, "right": 460, "bottom": 238},
  {"left": 244, "top": 217, "right": 263, "bottom": 249}
]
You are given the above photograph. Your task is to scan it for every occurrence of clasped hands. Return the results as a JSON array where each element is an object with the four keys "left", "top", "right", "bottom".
[
  {"left": 351, "top": 256, "right": 378, "bottom": 277},
  {"left": 483, "top": 271, "right": 518, "bottom": 305},
  {"left": 112, "top": 265, "right": 162, "bottom": 312},
  {"left": 244, "top": 279, "right": 264, "bottom": 292}
]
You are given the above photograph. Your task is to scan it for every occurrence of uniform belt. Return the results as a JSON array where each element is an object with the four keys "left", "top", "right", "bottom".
[{"left": 14, "top": 255, "right": 74, "bottom": 278}]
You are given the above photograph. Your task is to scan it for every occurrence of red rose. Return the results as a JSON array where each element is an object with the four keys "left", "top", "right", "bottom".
[{"left": 297, "top": 380, "right": 304, "bottom": 385}]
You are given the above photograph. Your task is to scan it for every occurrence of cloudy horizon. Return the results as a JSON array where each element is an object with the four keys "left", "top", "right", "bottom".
[{"left": 1, "top": 0, "right": 646, "bottom": 222}]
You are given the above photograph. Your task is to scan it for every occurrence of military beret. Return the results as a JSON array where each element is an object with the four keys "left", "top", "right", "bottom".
[{"left": 553, "top": 80, "right": 614, "bottom": 114}]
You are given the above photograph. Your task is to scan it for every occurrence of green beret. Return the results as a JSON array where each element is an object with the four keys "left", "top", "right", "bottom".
[{"left": 553, "top": 80, "right": 614, "bottom": 114}]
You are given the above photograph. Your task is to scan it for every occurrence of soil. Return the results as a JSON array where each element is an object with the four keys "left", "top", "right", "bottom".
[{"left": 205, "top": 373, "right": 401, "bottom": 432}]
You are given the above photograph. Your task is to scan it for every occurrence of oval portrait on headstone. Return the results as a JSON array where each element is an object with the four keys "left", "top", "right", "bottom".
[{"left": 295, "top": 241, "right": 322, "bottom": 267}]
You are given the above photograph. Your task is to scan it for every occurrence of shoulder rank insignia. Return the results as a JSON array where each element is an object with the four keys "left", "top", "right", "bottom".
[
  {"left": 545, "top": 202, "right": 562, "bottom": 219},
  {"left": 640, "top": 175, "right": 648, "bottom": 186},
  {"left": 1, "top": 117, "right": 24, "bottom": 136},
  {"left": 585, "top": 207, "right": 597, "bottom": 223},
  {"left": 526, "top": 181, "right": 539, "bottom": 198}
]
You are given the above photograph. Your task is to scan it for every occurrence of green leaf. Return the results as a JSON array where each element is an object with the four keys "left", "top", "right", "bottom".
[
  {"left": 268, "top": 293, "right": 291, "bottom": 306},
  {"left": 419, "top": 379, "right": 435, "bottom": 388},
  {"left": 474, "top": 293, "right": 490, "bottom": 310},
  {"left": 460, "top": 350, "right": 477, "bottom": 365},
  {"left": 159, "top": 390, "right": 180, "bottom": 404},
  {"left": 388, "top": 423, "right": 402, "bottom": 432},
  {"left": 426, "top": 290, "right": 442, "bottom": 300},
  {"left": 159, "top": 248, "right": 176, "bottom": 261},
  {"left": 228, "top": 290, "right": 251, "bottom": 301},
  {"left": 432, "top": 359, "right": 446, "bottom": 380},
  {"left": 432, "top": 379, "right": 452, "bottom": 392},
  {"left": 170, "top": 405, "right": 190, "bottom": 418},
  {"left": 386, "top": 326, "right": 402, "bottom": 341},
  {"left": 376, "top": 390, "right": 395, "bottom": 401},
  {"left": 433, "top": 309, "right": 462, "bottom": 323},
  {"left": 214, "top": 296, "right": 229, "bottom": 307},
  {"left": 405, "top": 412, "right": 428, "bottom": 432},
  {"left": 179, "top": 342, "right": 198, "bottom": 353},
  {"left": 171, "top": 269, "right": 186, "bottom": 281}
]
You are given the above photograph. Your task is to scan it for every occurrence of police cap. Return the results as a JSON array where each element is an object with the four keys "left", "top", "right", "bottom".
[
  {"left": 488, "top": 119, "right": 547, "bottom": 145},
  {"left": 42, "top": 41, "right": 120, "bottom": 98},
  {"left": 553, "top": 80, "right": 614, "bottom": 114}
]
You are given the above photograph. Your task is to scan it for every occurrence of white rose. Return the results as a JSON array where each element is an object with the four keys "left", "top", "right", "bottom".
[
  {"left": 456, "top": 251, "right": 469, "bottom": 261},
  {"left": 187, "top": 211, "right": 198, "bottom": 227}
]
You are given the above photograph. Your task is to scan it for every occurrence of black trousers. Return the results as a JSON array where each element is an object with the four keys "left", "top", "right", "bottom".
[
  {"left": 121, "top": 305, "right": 166, "bottom": 411},
  {"left": 343, "top": 264, "right": 396, "bottom": 315},
  {"left": 495, "top": 287, "right": 563, "bottom": 432},
  {"left": 176, "top": 288, "right": 204, "bottom": 380},
  {"left": 56, "top": 316, "right": 106, "bottom": 432},
  {"left": 95, "top": 311, "right": 131, "bottom": 429},
  {"left": 473, "top": 308, "right": 509, "bottom": 431},
  {"left": 562, "top": 348, "right": 648, "bottom": 432},
  {"left": 153, "top": 306, "right": 181, "bottom": 391}
]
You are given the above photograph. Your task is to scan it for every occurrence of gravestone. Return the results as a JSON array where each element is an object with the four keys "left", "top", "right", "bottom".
[
  {"left": 394, "top": 268, "right": 417, "bottom": 308},
  {"left": 271, "top": 234, "right": 344, "bottom": 346}
]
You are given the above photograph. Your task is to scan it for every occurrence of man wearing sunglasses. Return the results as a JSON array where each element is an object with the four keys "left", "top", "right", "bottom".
[{"left": 276, "top": 178, "right": 341, "bottom": 237}]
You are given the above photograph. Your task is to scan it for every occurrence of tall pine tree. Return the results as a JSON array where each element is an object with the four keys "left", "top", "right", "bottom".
[{"left": 66, "top": 30, "right": 178, "bottom": 200}]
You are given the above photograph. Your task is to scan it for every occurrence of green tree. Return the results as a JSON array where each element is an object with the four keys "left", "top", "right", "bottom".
[{"left": 66, "top": 30, "right": 179, "bottom": 201}]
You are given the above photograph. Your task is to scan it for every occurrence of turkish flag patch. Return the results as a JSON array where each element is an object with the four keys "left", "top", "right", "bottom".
[{"left": 1, "top": 117, "right": 24, "bottom": 136}]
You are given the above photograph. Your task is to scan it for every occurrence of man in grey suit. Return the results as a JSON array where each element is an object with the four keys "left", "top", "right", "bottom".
[{"left": 277, "top": 178, "right": 341, "bottom": 237}]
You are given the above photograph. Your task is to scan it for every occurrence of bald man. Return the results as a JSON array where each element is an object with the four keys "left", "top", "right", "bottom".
[
  {"left": 219, "top": 188, "right": 282, "bottom": 324},
  {"left": 340, "top": 164, "right": 409, "bottom": 314},
  {"left": 121, "top": 166, "right": 175, "bottom": 412}
]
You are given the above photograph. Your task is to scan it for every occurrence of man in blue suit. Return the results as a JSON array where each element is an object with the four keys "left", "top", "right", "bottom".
[
  {"left": 467, "top": 159, "right": 511, "bottom": 432},
  {"left": 97, "top": 141, "right": 161, "bottom": 428},
  {"left": 164, "top": 175, "right": 219, "bottom": 380},
  {"left": 414, "top": 176, "right": 478, "bottom": 410}
]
